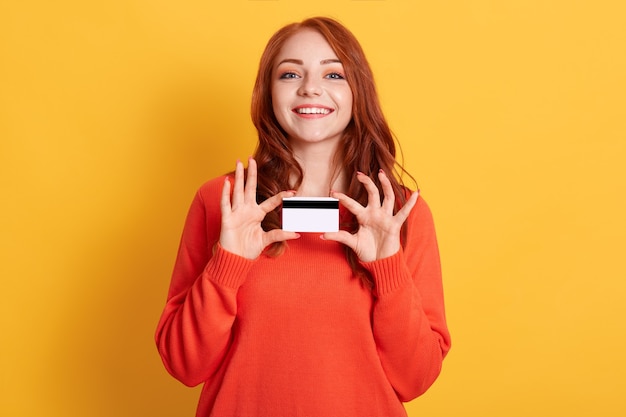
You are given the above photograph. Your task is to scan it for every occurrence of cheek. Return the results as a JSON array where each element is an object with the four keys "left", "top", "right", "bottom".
[
  {"left": 270, "top": 86, "right": 284, "bottom": 115},
  {"left": 338, "top": 87, "right": 353, "bottom": 110},
  {"left": 339, "top": 89, "right": 353, "bottom": 117},
  {"left": 270, "top": 89, "right": 290, "bottom": 131},
  {"left": 271, "top": 85, "right": 291, "bottom": 112}
]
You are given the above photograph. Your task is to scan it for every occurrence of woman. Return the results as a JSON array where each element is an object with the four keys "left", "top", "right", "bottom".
[{"left": 156, "top": 16, "right": 451, "bottom": 417}]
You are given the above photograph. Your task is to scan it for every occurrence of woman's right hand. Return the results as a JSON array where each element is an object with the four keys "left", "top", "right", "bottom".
[{"left": 219, "top": 158, "right": 300, "bottom": 259}]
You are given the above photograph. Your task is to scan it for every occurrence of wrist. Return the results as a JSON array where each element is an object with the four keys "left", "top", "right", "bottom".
[{"left": 206, "top": 243, "right": 256, "bottom": 288}]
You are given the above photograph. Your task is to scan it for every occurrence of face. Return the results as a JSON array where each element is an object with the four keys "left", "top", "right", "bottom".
[{"left": 271, "top": 29, "right": 353, "bottom": 150}]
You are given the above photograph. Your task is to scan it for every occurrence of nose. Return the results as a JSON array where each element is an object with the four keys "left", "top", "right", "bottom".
[{"left": 297, "top": 77, "right": 322, "bottom": 97}]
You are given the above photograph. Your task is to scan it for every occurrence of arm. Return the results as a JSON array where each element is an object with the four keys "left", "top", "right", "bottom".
[
  {"left": 154, "top": 181, "right": 255, "bottom": 386},
  {"left": 155, "top": 160, "right": 299, "bottom": 386},
  {"left": 363, "top": 197, "right": 451, "bottom": 401},
  {"left": 324, "top": 170, "right": 450, "bottom": 400}
]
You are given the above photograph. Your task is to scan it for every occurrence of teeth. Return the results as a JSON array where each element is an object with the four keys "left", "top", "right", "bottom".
[{"left": 296, "top": 107, "right": 331, "bottom": 115}]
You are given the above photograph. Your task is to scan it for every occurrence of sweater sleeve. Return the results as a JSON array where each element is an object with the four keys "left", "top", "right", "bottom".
[
  {"left": 361, "top": 195, "right": 451, "bottom": 401},
  {"left": 155, "top": 179, "right": 254, "bottom": 387}
]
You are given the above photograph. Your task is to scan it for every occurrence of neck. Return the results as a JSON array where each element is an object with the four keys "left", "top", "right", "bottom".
[{"left": 290, "top": 142, "right": 347, "bottom": 197}]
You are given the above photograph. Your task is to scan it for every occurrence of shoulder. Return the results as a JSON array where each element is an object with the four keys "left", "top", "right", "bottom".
[
  {"left": 413, "top": 193, "right": 434, "bottom": 221},
  {"left": 182, "top": 175, "right": 231, "bottom": 241},
  {"left": 405, "top": 190, "right": 438, "bottom": 242},
  {"left": 196, "top": 174, "right": 231, "bottom": 202},
  {"left": 400, "top": 186, "right": 435, "bottom": 222},
  {"left": 184, "top": 174, "right": 231, "bottom": 221},
  {"left": 198, "top": 174, "right": 230, "bottom": 194}
]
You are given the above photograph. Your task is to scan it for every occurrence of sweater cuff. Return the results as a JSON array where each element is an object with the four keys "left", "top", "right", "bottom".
[
  {"left": 204, "top": 244, "right": 255, "bottom": 289},
  {"left": 360, "top": 249, "right": 412, "bottom": 297}
]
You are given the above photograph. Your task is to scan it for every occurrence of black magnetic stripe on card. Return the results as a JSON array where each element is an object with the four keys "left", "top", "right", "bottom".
[{"left": 282, "top": 200, "right": 339, "bottom": 209}]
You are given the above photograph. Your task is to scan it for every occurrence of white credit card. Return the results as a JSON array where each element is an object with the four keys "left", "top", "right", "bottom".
[{"left": 282, "top": 197, "right": 339, "bottom": 233}]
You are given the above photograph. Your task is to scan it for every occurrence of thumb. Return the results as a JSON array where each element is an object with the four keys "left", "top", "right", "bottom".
[
  {"left": 321, "top": 230, "right": 356, "bottom": 250},
  {"left": 264, "top": 229, "right": 301, "bottom": 246}
]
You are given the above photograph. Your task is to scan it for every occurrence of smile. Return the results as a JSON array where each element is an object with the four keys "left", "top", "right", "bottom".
[{"left": 293, "top": 107, "right": 333, "bottom": 115}]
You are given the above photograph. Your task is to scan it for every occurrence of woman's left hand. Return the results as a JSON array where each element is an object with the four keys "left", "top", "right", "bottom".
[{"left": 323, "top": 170, "right": 418, "bottom": 262}]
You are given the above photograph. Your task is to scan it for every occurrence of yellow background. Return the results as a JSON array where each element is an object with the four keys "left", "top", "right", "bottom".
[{"left": 2, "top": 1, "right": 625, "bottom": 416}]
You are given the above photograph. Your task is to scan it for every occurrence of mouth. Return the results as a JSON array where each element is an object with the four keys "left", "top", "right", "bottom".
[{"left": 292, "top": 106, "right": 334, "bottom": 116}]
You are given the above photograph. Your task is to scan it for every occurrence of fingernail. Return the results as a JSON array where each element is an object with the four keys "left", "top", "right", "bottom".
[{"left": 356, "top": 171, "right": 364, "bottom": 176}]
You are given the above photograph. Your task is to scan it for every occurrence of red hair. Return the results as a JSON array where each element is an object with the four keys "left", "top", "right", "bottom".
[{"left": 251, "top": 17, "right": 414, "bottom": 284}]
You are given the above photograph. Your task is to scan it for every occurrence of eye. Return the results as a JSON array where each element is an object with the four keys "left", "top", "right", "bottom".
[
  {"left": 325, "top": 72, "right": 345, "bottom": 80},
  {"left": 279, "top": 71, "right": 300, "bottom": 79}
]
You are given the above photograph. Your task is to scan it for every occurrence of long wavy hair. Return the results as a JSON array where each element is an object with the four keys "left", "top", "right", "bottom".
[{"left": 251, "top": 17, "right": 415, "bottom": 285}]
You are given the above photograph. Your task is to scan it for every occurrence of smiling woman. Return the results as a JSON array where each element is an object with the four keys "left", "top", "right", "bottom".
[
  {"left": 155, "top": 16, "right": 451, "bottom": 417},
  {"left": 271, "top": 29, "right": 353, "bottom": 156}
]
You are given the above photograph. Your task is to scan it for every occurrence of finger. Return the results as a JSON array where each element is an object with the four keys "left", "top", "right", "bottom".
[
  {"left": 378, "top": 169, "right": 396, "bottom": 214},
  {"left": 331, "top": 190, "right": 364, "bottom": 216},
  {"left": 244, "top": 157, "right": 257, "bottom": 203},
  {"left": 394, "top": 191, "right": 419, "bottom": 224},
  {"left": 220, "top": 176, "right": 232, "bottom": 214},
  {"left": 259, "top": 190, "right": 296, "bottom": 213},
  {"left": 264, "top": 229, "right": 301, "bottom": 246},
  {"left": 321, "top": 230, "right": 357, "bottom": 250},
  {"left": 232, "top": 160, "right": 245, "bottom": 208},
  {"left": 356, "top": 171, "right": 381, "bottom": 208}
]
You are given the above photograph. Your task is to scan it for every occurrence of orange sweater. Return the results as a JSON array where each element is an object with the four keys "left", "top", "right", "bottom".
[{"left": 155, "top": 176, "right": 451, "bottom": 417}]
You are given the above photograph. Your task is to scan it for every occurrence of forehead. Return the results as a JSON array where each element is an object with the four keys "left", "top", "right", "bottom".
[{"left": 275, "top": 29, "right": 339, "bottom": 63}]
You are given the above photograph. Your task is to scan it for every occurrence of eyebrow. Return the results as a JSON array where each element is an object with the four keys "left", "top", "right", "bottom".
[{"left": 277, "top": 58, "right": 342, "bottom": 66}]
